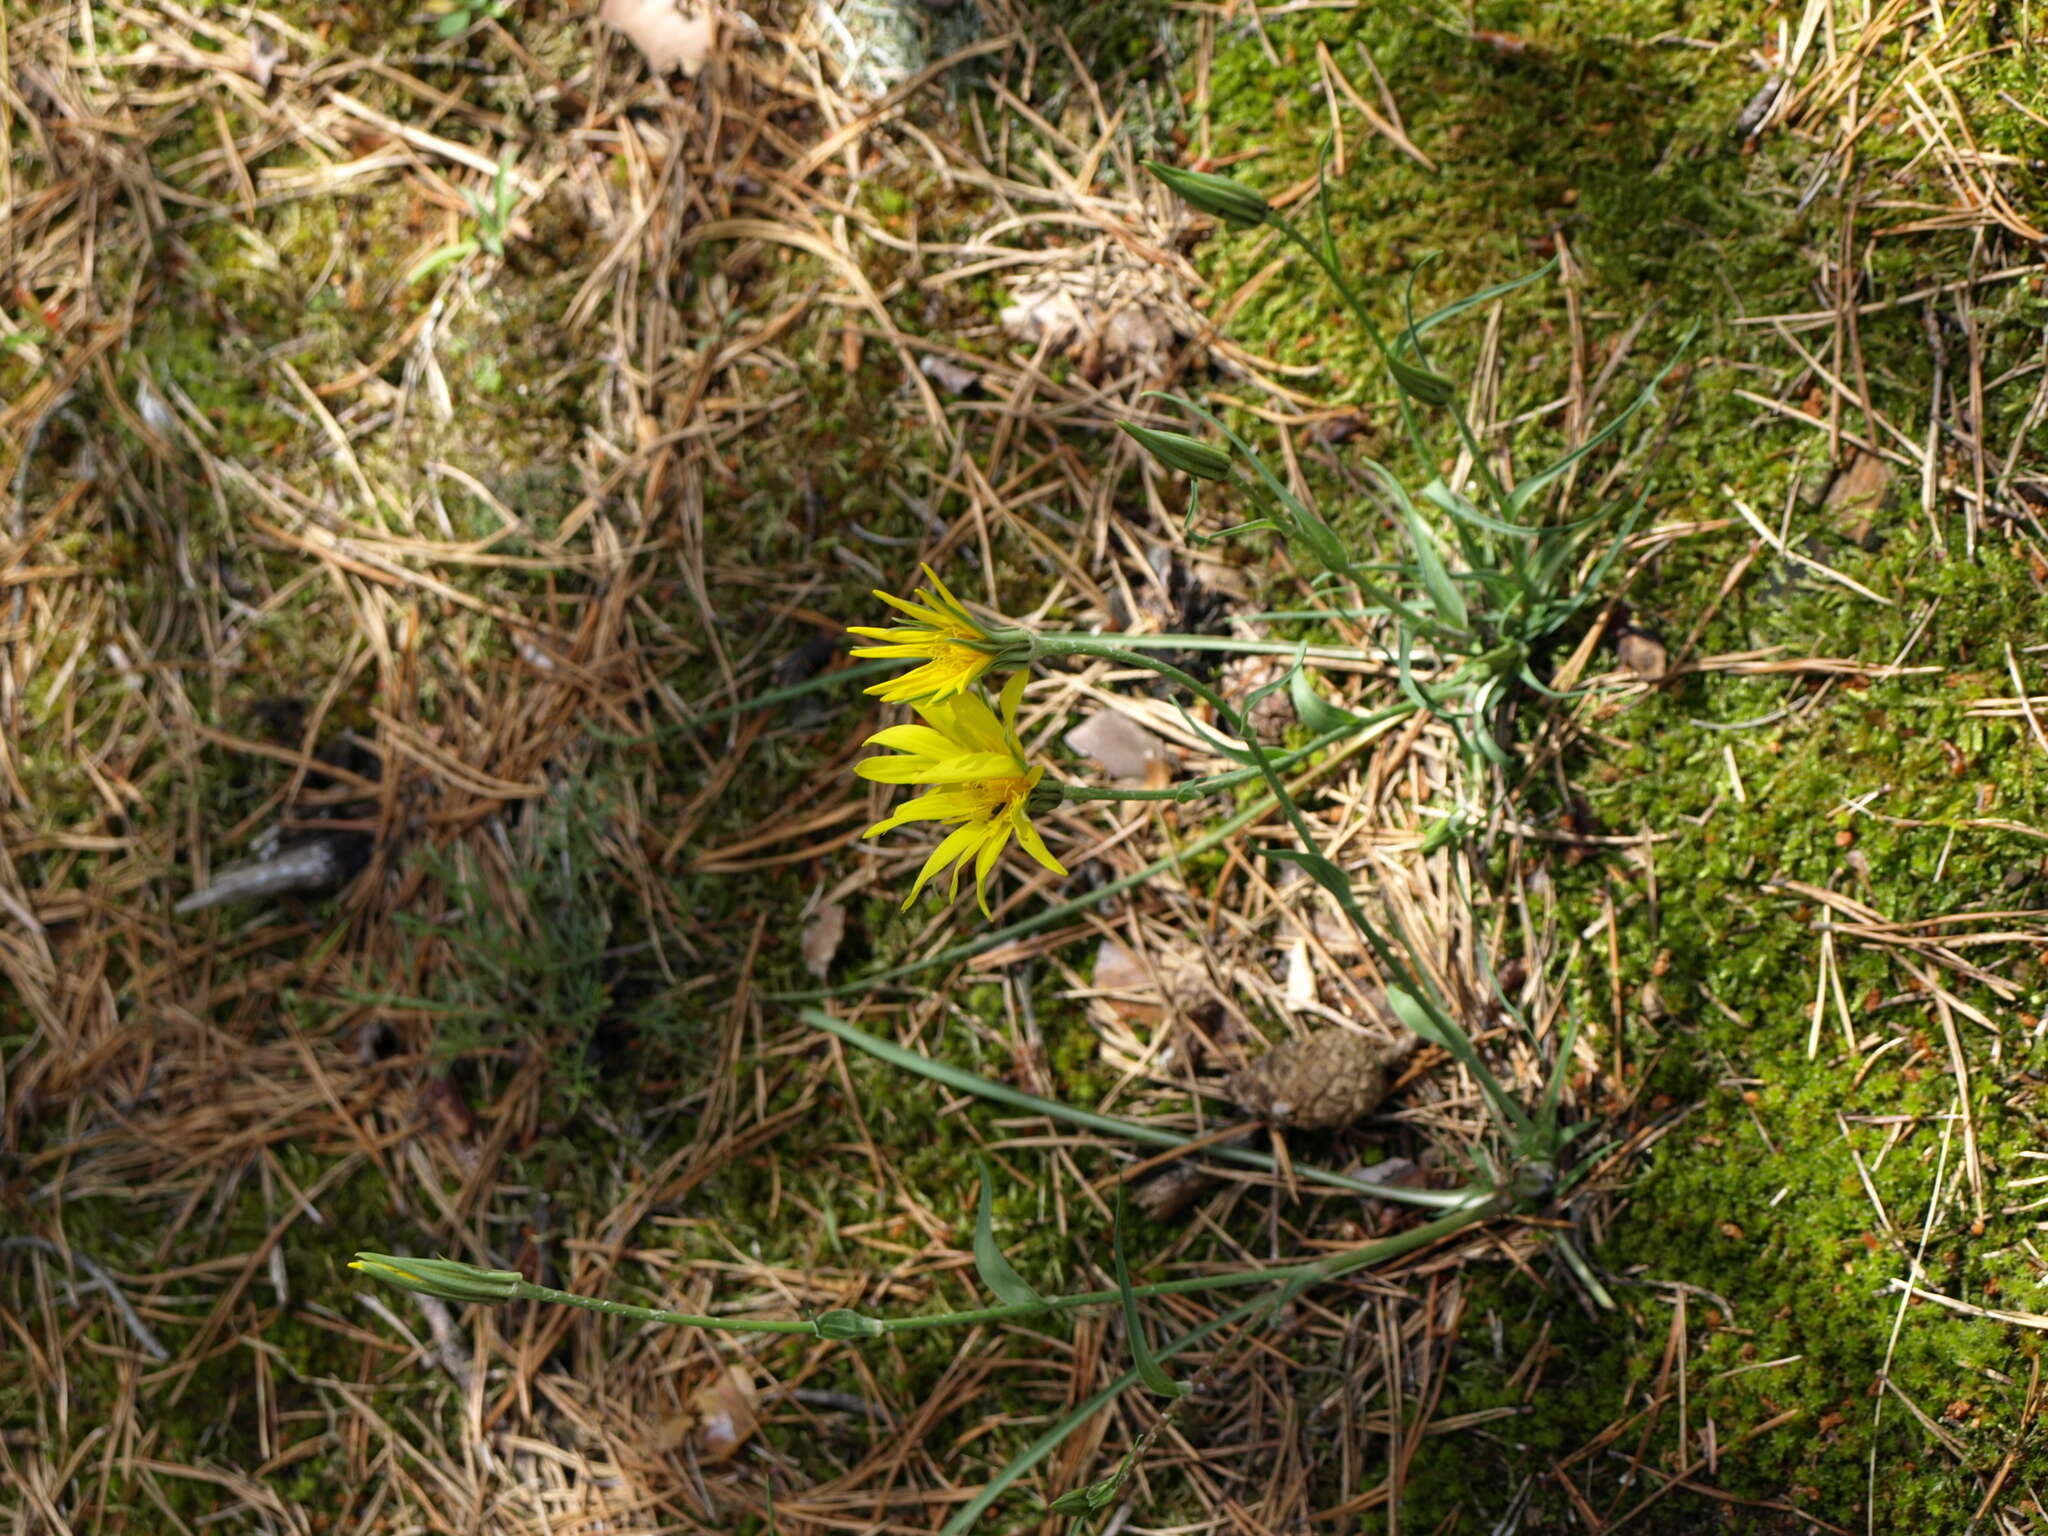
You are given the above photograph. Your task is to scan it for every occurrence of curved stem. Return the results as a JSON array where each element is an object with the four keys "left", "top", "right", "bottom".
[
  {"left": 881, "top": 1195, "right": 1500, "bottom": 1334},
  {"left": 1267, "top": 220, "right": 1438, "bottom": 483},
  {"left": 517, "top": 1283, "right": 818, "bottom": 1334},
  {"left": 509, "top": 1198, "right": 1501, "bottom": 1342}
]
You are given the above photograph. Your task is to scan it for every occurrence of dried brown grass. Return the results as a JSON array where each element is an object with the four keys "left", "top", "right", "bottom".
[{"left": 6, "top": 1, "right": 2048, "bottom": 1532}]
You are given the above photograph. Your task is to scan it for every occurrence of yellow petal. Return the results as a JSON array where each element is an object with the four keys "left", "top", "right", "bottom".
[
  {"left": 871, "top": 590, "right": 957, "bottom": 628},
  {"left": 905, "top": 822, "right": 985, "bottom": 909},
  {"left": 1010, "top": 806, "right": 1067, "bottom": 875},
  {"left": 863, "top": 724, "right": 957, "bottom": 757},
  {"left": 897, "top": 751, "right": 1022, "bottom": 784},
  {"left": 918, "top": 564, "right": 975, "bottom": 627},
  {"left": 972, "top": 820, "right": 1014, "bottom": 917},
  {"left": 865, "top": 789, "right": 978, "bottom": 837},
  {"left": 999, "top": 671, "right": 1027, "bottom": 733},
  {"left": 855, "top": 756, "right": 945, "bottom": 784}
]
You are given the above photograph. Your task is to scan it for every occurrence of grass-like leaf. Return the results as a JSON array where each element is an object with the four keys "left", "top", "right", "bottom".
[
  {"left": 974, "top": 1156, "right": 1044, "bottom": 1307},
  {"left": 1113, "top": 1182, "right": 1185, "bottom": 1398},
  {"left": 1288, "top": 667, "right": 1360, "bottom": 734},
  {"left": 804, "top": 1013, "right": 1476, "bottom": 1209}
]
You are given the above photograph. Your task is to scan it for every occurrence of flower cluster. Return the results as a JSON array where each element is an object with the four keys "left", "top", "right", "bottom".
[{"left": 852, "top": 571, "right": 1064, "bottom": 916}]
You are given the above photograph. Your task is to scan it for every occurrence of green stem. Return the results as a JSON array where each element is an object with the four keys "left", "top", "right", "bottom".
[
  {"left": 913, "top": 1198, "right": 1498, "bottom": 1335},
  {"left": 1267, "top": 219, "right": 1437, "bottom": 482},
  {"left": 516, "top": 1283, "right": 818, "bottom": 1333},
  {"left": 509, "top": 1198, "right": 1501, "bottom": 1343},
  {"left": 1036, "top": 631, "right": 1400, "bottom": 664}
]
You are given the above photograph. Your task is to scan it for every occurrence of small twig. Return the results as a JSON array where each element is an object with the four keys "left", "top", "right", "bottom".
[{"left": 0, "top": 1236, "right": 170, "bottom": 1361}]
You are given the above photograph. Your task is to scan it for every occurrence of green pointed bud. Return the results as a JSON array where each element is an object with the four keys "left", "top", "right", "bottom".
[
  {"left": 1387, "top": 354, "right": 1456, "bottom": 406},
  {"left": 1045, "top": 1489, "right": 1097, "bottom": 1517},
  {"left": 351, "top": 1253, "right": 523, "bottom": 1304},
  {"left": 1144, "top": 160, "right": 1271, "bottom": 228},
  {"left": 1118, "top": 421, "right": 1233, "bottom": 483},
  {"left": 814, "top": 1308, "right": 887, "bottom": 1340}
]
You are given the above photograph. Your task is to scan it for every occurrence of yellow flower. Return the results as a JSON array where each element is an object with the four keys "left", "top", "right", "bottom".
[
  {"left": 848, "top": 565, "right": 1002, "bottom": 704},
  {"left": 857, "top": 674, "right": 1067, "bottom": 916}
]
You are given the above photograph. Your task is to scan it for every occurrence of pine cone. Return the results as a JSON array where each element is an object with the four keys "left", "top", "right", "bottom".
[{"left": 1227, "top": 1030, "right": 1398, "bottom": 1130}]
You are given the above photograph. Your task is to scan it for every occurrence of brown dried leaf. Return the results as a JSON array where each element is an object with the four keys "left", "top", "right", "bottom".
[
  {"left": 1825, "top": 449, "right": 1893, "bottom": 549},
  {"left": 656, "top": 1364, "right": 759, "bottom": 1461},
  {"left": 999, "top": 281, "right": 1180, "bottom": 371},
  {"left": 600, "top": 0, "right": 718, "bottom": 76}
]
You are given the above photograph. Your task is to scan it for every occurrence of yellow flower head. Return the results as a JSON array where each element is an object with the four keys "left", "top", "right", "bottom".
[
  {"left": 857, "top": 674, "right": 1068, "bottom": 917},
  {"left": 848, "top": 565, "right": 1000, "bottom": 704}
]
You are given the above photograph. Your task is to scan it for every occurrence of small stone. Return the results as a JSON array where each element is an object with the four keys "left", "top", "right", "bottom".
[{"left": 1065, "top": 710, "right": 1170, "bottom": 782}]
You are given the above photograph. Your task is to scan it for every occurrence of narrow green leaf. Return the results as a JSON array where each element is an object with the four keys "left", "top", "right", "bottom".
[
  {"left": 1262, "top": 847, "right": 1367, "bottom": 928},
  {"left": 1410, "top": 257, "right": 1560, "bottom": 340},
  {"left": 1288, "top": 668, "right": 1360, "bottom": 734},
  {"left": 1113, "top": 1184, "right": 1185, "bottom": 1398},
  {"left": 974, "top": 1157, "right": 1044, "bottom": 1307},
  {"left": 1398, "top": 505, "right": 1469, "bottom": 634},
  {"left": 1385, "top": 984, "right": 1455, "bottom": 1050},
  {"left": 1421, "top": 478, "right": 1538, "bottom": 540},
  {"left": 1504, "top": 335, "right": 1691, "bottom": 519}
]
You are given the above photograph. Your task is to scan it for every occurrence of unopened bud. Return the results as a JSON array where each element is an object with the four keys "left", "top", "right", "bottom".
[
  {"left": 351, "top": 1253, "right": 523, "bottom": 1304},
  {"left": 1118, "top": 421, "right": 1233, "bottom": 483},
  {"left": 1387, "top": 354, "right": 1456, "bottom": 406},
  {"left": 1145, "top": 161, "right": 1272, "bottom": 228},
  {"left": 814, "top": 1308, "right": 887, "bottom": 1340}
]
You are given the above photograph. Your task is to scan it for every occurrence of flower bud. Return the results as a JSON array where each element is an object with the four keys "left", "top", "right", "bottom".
[
  {"left": 1118, "top": 421, "right": 1233, "bottom": 483},
  {"left": 1144, "top": 161, "right": 1272, "bottom": 228},
  {"left": 1387, "top": 354, "right": 1456, "bottom": 406},
  {"left": 814, "top": 1308, "right": 887, "bottom": 1340},
  {"left": 351, "top": 1253, "right": 523, "bottom": 1304}
]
